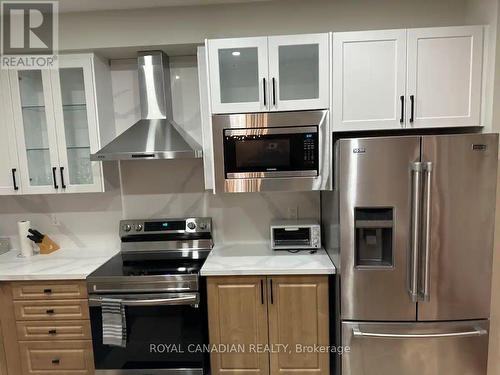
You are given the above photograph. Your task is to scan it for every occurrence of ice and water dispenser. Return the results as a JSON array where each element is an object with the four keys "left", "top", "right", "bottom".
[{"left": 354, "top": 208, "right": 394, "bottom": 268}]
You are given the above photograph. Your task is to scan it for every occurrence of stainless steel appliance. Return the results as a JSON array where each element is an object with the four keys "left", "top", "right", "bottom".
[
  {"left": 270, "top": 220, "right": 321, "bottom": 250},
  {"left": 91, "top": 51, "right": 202, "bottom": 161},
  {"left": 321, "top": 133, "right": 498, "bottom": 375},
  {"left": 212, "top": 110, "right": 330, "bottom": 192},
  {"left": 87, "top": 217, "right": 213, "bottom": 375}
]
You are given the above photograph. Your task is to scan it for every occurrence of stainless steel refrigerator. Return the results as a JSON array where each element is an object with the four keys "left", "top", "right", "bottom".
[{"left": 321, "top": 133, "right": 498, "bottom": 375}]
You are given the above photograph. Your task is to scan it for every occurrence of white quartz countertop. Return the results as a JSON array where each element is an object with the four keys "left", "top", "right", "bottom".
[
  {"left": 200, "top": 243, "right": 336, "bottom": 276},
  {"left": 0, "top": 247, "right": 119, "bottom": 281}
]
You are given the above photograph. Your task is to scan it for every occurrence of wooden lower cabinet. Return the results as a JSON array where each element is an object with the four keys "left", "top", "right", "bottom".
[
  {"left": 19, "top": 340, "right": 94, "bottom": 375},
  {"left": 0, "top": 280, "right": 94, "bottom": 375},
  {"left": 207, "top": 275, "right": 329, "bottom": 375},
  {"left": 207, "top": 276, "right": 270, "bottom": 375}
]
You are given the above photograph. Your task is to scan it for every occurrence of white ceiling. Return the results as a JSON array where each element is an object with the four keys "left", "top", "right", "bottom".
[{"left": 57, "top": 0, "right": 272, "bottom": 13}]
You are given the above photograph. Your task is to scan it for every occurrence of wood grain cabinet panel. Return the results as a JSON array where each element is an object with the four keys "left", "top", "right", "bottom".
[
  {"left": 12, "top": 281, "right": 88, "bottom": 300},
  {"left": 18, "top": 340, "right": 94, "bottom": 375},
  {"left": 14, "top": 299, "right": 89, "bottom": 321},
  {"left": 208, "top": 276, "right": 269, "bottom": 375},
  {"left": 17, "top": 320, "right": 91, "bottom": 341},
  {"left": 207, "top": 275, "right": 329, "bottom": 375},
  {"left": 267, "top": 275, "right": 329, "bottom": 375}
]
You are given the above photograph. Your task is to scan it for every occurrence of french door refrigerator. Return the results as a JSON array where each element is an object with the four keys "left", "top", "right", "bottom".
[{"left": 321, "top": 133, "right": 498, "bottom": 375}]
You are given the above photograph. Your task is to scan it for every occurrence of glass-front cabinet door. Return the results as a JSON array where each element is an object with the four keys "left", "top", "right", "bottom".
[
  {"left": 9, "top": 69, "right": 61, "bottom": 194},
  {"left": 50, "top": 55, "right": 102, "bottom": 193},
  {"left": 208, "top": 37, "right": 269, "bottom": 114},
  {"left": 268, "top": 33, "right": 329, "bottom": 111}
]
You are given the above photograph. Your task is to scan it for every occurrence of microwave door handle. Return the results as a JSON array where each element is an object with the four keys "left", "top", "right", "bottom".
[
  {"left": 283, "top": 227, "right": 300, "bottom": 231},
  {"left": 352, "top": 327, "right": 487, "bottom": 339}
]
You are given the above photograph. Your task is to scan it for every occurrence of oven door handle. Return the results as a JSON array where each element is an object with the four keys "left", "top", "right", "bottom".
[{"left": 89, "top": 294, "right": 199, "bottom": 308}]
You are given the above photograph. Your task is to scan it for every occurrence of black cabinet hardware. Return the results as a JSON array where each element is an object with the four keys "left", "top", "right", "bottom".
[
  {"left": 263, "top": 78, "right": 267, "bottom": 106},
  {"left": 272, "top": 78, "right": 276, "bottom": 106},
  {"left": 60, "top": 167, "right": 66, "bottom": 189},
  {"left": 43, "top": 288, "right": 52, "bottom": 294},
  {"left": 270, "top": 279, "right": 274, "bottom": 304},
  {"left": 46, "top": 309, "right": 55, "bottom": 314},
  {"left": 52, "top": 167, "right": 58, "bottom": 189},
  {"left": 48, "top": 329, "right": 57, "bottom": 335},
  {"left": 11, "top": 168, "right": 19, "bottom": 190},
  {"left": 400, "top": 96, "right": 405, "bottom": 123},
  {"left": 410, "top": 95, "right": 415, "bottom": 123},
  {"left": 52, "top": 359, "right": 60, "bottom": 364}
]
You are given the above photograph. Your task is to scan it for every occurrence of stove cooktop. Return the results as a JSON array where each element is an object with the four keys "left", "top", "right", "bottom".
[{"left": 89, "top": 253, "right": 204, "bottom": 278}]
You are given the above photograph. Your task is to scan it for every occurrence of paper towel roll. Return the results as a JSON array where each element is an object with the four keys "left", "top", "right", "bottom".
[{"left": 17, "top": 220, "right": 33, "bottom": 258}]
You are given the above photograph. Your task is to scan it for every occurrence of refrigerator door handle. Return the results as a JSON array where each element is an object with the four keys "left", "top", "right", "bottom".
[
  {"left": 352, "top": 326, "right": 488, "bottom": 339},
  {"left": 420, "top": 161, "right": 433, "bottom": 302},
  {"left": 408, "top": 162, "right": 422, "bottom": 303}
]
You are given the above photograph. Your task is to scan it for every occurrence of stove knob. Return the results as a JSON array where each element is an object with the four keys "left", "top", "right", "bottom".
[
  {"left": 135, "top": 224, "right": 143, "bottom": 232},
  {"left": 122, "top": 224, "right": 131, "bottom": 232},
  {"left": 187, "top": 222, "right": 196, "bottom": 230}
]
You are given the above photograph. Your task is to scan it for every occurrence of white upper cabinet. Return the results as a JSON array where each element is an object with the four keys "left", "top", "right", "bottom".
[
  {"left": 406, "top": 26, "right": 483, "bottom": 128},
  {"left": 207, "top": 33, "right": 329, "bottom": 114},
  {"left": 4, "top": 53, "right": 114, "bottom": 195},
  {"left": 268, "top": 33, "right": 329, "bottom": 111},
  {"left": 332, "top": 25, "right": 484, "bottom": 131},
  {"left": 9, "top": 69, "right": 61, "bottom": 194},
  {"left": 50, "top": 55, "right": 103, "bottom": 193},
  {"left": 332, "top": 30, "right": 407, "bottom": 131},
  {"left": 0, "top": 72, "right": 22, "bottom": 195},
  {"left": 208, "top": 37, "right": 269, "bottom": 114}
]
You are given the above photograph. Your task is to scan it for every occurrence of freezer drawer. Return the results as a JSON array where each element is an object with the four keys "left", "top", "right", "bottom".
[{"left": 342, "top": 320, "right": 489, "bottom": 375}]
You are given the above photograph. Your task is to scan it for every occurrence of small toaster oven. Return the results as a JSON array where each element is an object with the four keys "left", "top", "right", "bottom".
[{"left": 270, "top": 220, "right": 321, "bottom": 250}]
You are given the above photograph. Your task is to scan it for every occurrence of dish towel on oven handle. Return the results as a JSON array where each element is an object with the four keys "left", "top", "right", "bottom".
[{"left": 101, "top": 297, "right": 127, "bottom": 347}]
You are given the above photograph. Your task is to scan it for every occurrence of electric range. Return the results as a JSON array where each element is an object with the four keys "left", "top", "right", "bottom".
[{"left": 87, "top": 217, "right": 213, "bottom": 375}]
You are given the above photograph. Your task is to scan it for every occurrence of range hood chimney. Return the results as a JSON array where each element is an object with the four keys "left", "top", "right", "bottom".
[{"left": 91, "top": 51, "right": 202, "bottom": 161}]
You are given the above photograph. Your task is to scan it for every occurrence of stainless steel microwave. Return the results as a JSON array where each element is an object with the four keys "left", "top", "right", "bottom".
[{"left": 212, "top": 110, "right": 331, "bottom": 192}]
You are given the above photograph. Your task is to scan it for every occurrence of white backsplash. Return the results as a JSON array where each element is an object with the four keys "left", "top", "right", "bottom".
[{"left": 0, "top": 55, "right": 320, "bottom": 251}]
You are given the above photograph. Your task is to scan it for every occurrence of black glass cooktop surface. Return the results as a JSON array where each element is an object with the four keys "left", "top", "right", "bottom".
[{"left": 88, "top": 254, "right": 204, "bottom": 278}]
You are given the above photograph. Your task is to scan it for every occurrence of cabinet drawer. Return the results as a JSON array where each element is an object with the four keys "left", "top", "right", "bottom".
[
  {"left": 17, "top": 320, "right": 91, "bottom": 341},
  {"left": 19, "top": 340, "right": 94, "bottom": 375},
  {"left": 12, "top": 281, "right": 87, "bottom": 300},
  {"left": 14, "top": 300, "right": 89, "bottom": 321}
]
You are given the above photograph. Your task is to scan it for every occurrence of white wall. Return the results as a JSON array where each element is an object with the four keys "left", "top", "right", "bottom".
[{"left": 58, "top": 0, "right": 467, "bottom": 52}]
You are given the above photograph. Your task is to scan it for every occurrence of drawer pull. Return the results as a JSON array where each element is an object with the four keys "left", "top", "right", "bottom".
[
  {"left": 46, "top": 309, "right": 55, "bottom": 314},
  {"left": 52, "top": 358, "right": 60, "bottom": 365},
  {"left": 48, "top": 329, "right": 57, "bottom": 335},
  {"left": 43, "top": 288, "right": 52, "bottom": 294}
]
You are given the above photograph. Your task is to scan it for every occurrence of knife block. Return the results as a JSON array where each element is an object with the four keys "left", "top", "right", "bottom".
[{"left": 38, "top": 236, "right": 60, "bottom": 255}]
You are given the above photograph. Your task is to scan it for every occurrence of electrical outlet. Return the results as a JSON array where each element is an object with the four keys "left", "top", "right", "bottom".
[
  {"left": 287, "top": 207, "right": 298, "bottom": 220},
  {"left": 51, "top": 214, "right": 60, "bottom": 226}
]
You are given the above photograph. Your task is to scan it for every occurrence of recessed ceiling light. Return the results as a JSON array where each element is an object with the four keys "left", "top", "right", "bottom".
[
  {"left": 232, "top": 51, "right": 241, "bottom": 56},
  {"left": 175, "top": 75, "right": 180, "bottom": 80}
]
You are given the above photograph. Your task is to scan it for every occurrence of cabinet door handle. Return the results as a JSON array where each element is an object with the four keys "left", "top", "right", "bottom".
[
  {"left": 272, "top": 77, "right": 276, "bottom": 107},
  {"left": 52, "top": 167, "right": 58, "bottom": 189},
  {"left": 48, "top": 329, "right": 57, "bottom": 335},
  {"left": 262, "top": 78, "right": 267, "bottom": 107},
  {"left": 260, "top": 279, "right": 264, "bottom": 304},
  {"left": 46, "top": 309, "right": 55, "bottom": 314},
  {"left": 410, "top": 95, "right": 415, "bottom": 123},
  {"left": 400, "top": 96, "right": 405, "bottom": 123},
  {"left": 52, "top": 358, "right": 60, "bottom": 365},
  {"left": 43, "top": 288, "right": 52, "bottom": 294},
  {"left": 269, "top": 279, "right": 274, "bottom": 304},
  {"left": 60, "top": 167, "right": 66, "bottom": 189},
  {"left": 11, "top": 168, "right": 19, "bottom": 190}
]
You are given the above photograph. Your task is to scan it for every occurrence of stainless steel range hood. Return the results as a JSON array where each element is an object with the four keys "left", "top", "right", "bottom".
[{"left": 91, "top": 51, "right": 202, "bottom": 161}]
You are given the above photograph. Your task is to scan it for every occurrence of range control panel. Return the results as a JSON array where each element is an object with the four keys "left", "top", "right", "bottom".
[{"left": 120, "top": 217, "right": 212, "bottom": 236}]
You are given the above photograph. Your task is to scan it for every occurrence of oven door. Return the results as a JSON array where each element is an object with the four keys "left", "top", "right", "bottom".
[
  {"left": 223, "top": 126, "right": 318, "bottom": 179},
  {"left": 89, "top": 293, "right": 208, "bottom": 374}
]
